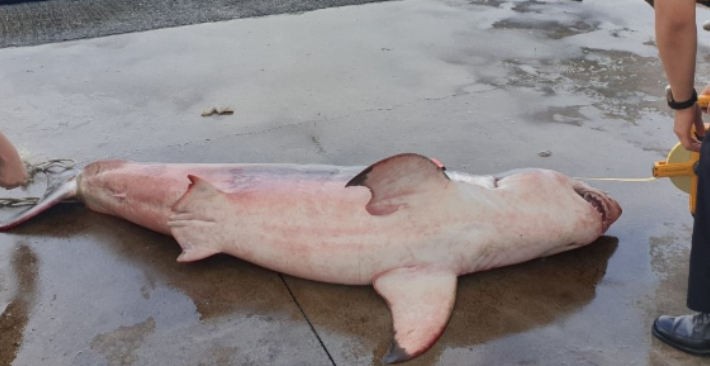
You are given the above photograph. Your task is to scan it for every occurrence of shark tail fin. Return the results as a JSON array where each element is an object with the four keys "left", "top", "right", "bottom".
[{"left": 0, "top": 173, "right": 79, "bottom": 231}]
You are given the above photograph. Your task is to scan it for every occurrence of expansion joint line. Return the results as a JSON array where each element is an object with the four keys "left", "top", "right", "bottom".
[{"left": 279, "top": 274, "right": 337, "bottom": 366}]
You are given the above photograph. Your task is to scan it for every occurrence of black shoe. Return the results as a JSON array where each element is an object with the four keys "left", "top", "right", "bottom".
[{"left": 652, "top": 313, "right": 710, "bottom": 356}]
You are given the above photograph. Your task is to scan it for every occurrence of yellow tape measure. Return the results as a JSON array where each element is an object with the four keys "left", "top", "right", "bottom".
[
  {"left": 651, "top": 95, "right": 710, "bottom": 214},
  {"left": 578, "top": 94, "right": 710, "bottom": 215}
]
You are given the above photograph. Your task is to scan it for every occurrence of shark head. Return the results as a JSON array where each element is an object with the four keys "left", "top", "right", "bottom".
[
  {"left": 447, "top": 167, "right": 622, "bottom": 243},
  {"left": 569, "top": 178, "right": 622, "bottom": 234},
  {"left": 484, "top": 168, "right": 623, "bottom": 237}
]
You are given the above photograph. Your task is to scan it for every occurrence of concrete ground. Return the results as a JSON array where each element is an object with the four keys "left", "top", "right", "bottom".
[{"left": 1, "top": 0, "right": 710, "bottom": 365}]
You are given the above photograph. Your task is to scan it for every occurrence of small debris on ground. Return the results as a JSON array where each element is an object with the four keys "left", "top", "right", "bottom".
[
  {"left": 201, "top": 106, "right": 234, "bottom": 117},
  {"left": 538, "top": 150, "right": 552, "bottom": 157}
]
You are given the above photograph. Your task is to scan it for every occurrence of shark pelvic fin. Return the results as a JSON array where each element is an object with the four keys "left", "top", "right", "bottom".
[
  {"left": 346, "top": 153, "right": 450, "bottom": 215},
  {"left": 168, "top": 175, "right": 227, "bottom": 263},
  {"left": 373, "top": 266, "right": 457, "bottom": 364}
]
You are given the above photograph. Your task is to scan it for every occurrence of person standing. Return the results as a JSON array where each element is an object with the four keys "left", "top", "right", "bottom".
[{"left": 651, "top": 0, "right": 710, "bottom": 355}]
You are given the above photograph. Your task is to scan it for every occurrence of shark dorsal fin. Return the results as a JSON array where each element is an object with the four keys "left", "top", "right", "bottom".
[{"left": 346, "top": 153, "right": 450, "bottom": 215}]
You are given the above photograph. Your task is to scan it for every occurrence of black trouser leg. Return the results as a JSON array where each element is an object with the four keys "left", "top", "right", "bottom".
[{"left": 688, "top": 136, "right": 710, "bottom": 313}]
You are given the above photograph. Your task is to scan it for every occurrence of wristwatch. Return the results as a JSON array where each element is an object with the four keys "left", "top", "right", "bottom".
[{"left": 665, "top": 85, "right": 698, "bottom": 110}]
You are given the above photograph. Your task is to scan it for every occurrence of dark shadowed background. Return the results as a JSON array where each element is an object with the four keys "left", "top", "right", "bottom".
[{"left": 0, "top": 0, "right": 395, "bottom": 48}]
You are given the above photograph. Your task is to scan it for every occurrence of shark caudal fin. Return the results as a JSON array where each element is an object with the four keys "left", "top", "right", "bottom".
[
  {"left": 167, "top": 175, "right": 228, "bottom": 263},
  {"left": 0, "top": 174, "right": 78, "bottom": 231},
  {"left": 346, "top": 153, "right": 451, "bottom": 215},
  {"left": 373, "top": 266, "right": 458, "bottom": 364}
]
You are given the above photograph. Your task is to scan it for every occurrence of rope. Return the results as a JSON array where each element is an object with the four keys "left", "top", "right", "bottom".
[
  {"left": 23, "top": 158, "right": 77, "bottom": 186},
  {"left": 0, "top": 197, "right": 41, "bottom": 207},
  {"left": 0, "top": 158, "right": 77, "bottom": 208},
  {"left": 573, "top": 177, "right": 658, "bottom": 182}
]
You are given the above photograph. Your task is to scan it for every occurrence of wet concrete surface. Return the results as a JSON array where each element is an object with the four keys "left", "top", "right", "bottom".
[
  {"left": 0, "top": 244, "right": 37, "bottom": 366},
  {"left": 2, "top": 0, "right": 710, "bottom": 365}
]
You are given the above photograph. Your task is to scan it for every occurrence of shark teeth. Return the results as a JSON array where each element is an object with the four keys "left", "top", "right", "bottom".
[{"left": 579, "top": 191, "right": 607, "bottom": 224}]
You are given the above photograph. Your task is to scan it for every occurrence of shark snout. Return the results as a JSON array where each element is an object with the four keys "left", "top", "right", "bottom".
[
  {"left": 589, "top": 189, "right": 622, "bottom": 234},
  {"left": 602, "top": 193, "right": 622, "bottom": 231}
]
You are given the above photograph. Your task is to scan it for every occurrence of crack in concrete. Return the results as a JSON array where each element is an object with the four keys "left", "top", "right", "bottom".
[{"left": 278, "top": 274, "right": 337, "bottom": 366}]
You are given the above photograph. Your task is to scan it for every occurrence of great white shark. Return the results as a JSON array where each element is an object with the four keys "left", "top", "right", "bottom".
[{"left": 0, "top": 153, "right": 622, "bottom": 363}]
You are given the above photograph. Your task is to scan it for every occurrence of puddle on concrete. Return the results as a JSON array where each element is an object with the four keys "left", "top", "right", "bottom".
[
  {"left": 467, "top": 0, "right": 508, "bottom": 7},
  {"left": 196, "top": 346, "right": 238, "bottom": 366},
  {"left": 0, "top": 243, "right": 39, "bottom": 366},
  {"left": 7, "top": 207, "right": 328, "bottom": 366},
  {"left": 493, "top": 19, "right": 598, "bottom": 39},
  {"left": 287, "top": 236, "right": 619, "bottom": 365},
  {"left": 500, "top": 48, "right": 663, "bottom": 124},
  {"left": 531, "top": 105, "right": 587, "bottom": 127},
  {"left": 18, "top": 208, "right": 301, "bottom": 320},
  {"left": 90, "top": 317, "right": 156, "bottom": 366}
]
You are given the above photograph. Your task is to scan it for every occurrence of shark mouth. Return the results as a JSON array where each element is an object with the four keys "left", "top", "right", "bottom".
[{"left": 577, "top": 189, "right": 609, "bottom": 229}]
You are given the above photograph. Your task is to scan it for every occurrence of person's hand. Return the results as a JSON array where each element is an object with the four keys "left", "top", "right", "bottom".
[
  {"left": 674, "top": 103, "right": 705, "bottom": 152},
  {"left": 0, "top": 157, "right": 28, "bottom": 189}
]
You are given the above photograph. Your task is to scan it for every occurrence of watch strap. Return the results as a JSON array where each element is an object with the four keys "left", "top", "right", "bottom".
[{"left": 667, "top": 87, "right": 698, "bottom": 110}]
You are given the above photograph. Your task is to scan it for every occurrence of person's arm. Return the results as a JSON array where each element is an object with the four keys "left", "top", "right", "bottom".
[
  {"left": 655, "top": 0, "right": 706, "bottom": 151},
  {"left": 0, "top": 131, "right": 28, "bottom": 189}
]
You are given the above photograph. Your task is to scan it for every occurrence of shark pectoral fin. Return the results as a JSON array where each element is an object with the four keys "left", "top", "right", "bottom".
[
  {"left": 176, "top": 247, "right": 218, "bottom": 262},
  {"left": 168, "top": 175, "right": 228, "bottom": 263},
  {"left": 373, "top": 266, "right": 457, "bottom": 364},
  {"left": 345, "top": 153, "right": 450, "bottom": 216}
]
